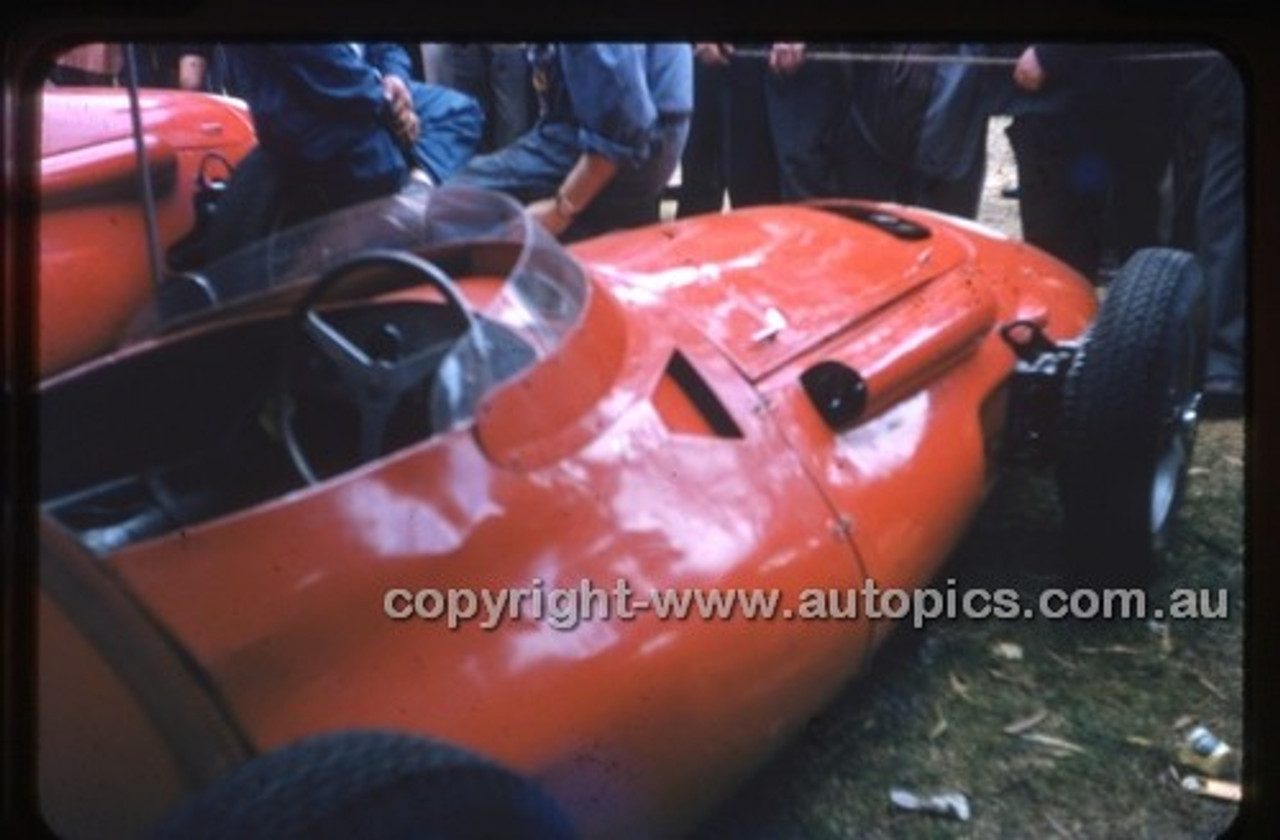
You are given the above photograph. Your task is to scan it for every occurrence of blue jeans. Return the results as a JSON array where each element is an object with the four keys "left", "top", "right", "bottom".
[
  {"left": 448, "top": 118, "right": 690, "bottom": 240},
  {"left": 408, "top": 80, "right": 485, "bottom": 183}
]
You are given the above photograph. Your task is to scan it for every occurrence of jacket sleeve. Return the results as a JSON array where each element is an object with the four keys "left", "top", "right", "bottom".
[
  {"left": 365, "top": 43, "right": 417, "bottom": 82},
  {"left": 557, "top": 43, "right": 658, "bottom": 167},
  {"left": 267, "top": 44, "right": 389, "bottom": 121}
]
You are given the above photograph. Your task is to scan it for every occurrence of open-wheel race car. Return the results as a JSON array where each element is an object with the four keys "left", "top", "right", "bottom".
[{"left": 35, "top": 118, "right": 1209, "bottom": 837}]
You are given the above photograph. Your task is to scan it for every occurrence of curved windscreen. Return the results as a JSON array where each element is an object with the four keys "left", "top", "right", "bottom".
[{"left": 133, "top": 184, "right": 589, "bottom": 431}]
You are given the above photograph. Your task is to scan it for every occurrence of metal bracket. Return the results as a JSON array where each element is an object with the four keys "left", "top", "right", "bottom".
[{"left": 998, "top": 320, "right": 1081, "bottom": 464}]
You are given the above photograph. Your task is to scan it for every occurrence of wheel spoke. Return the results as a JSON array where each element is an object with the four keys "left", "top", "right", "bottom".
[
  {"left": 305, "top": 310, "right": 372, "bottom": 370},
  {"left": 278, "top": 251, "right": 478, "bottom": 484}
]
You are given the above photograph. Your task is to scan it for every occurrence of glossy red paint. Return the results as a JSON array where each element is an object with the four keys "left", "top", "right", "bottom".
[
  {"left": 38, "top": 88, "right": 256, "bottom": 375},
  {"left": 39, "top": 189, "right": 1099, "bottom": 839}
]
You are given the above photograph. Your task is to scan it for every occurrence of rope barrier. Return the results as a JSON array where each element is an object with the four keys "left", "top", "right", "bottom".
[{"left": 727, "top": 47, "right": 1220, "bottom": 67}]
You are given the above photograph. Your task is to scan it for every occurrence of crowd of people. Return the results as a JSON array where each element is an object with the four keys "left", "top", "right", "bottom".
[{"left": 47, "top": 40, "right": 1246, "bottom": 414}]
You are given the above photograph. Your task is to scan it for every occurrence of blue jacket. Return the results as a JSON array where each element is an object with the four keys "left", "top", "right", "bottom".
[
  {"left": 225, "top": 43, "right": 414, "bottom": 194},
  {"left": 532, "top": 43, "right": 693, "bottom": 168}
]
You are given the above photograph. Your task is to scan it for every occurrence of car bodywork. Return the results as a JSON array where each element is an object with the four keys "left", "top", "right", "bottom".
[
  {"left": 38, "top": 87, "right": 256, "bottom": 376},
  {"left": 36, "top": 171, "right": 1104, "bottom": 838}
]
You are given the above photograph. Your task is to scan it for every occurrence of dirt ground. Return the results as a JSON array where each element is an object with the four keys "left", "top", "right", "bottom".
[{"left": 690, "top": 117, "right": 1247, "bottom": 839}]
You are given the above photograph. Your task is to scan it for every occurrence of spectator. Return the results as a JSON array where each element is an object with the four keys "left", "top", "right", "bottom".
[
  {"left": 1006, "top": 44, "right": 1244, "bottom": 410},
  {"left": 912, "top": 44, "right": 999, "bottom": 218},
  {"left": 421, "top": 43, "right": 538, "bottom": 153},
  {"left": 676, "top": 42, "right": 845, "bottom": 217},
  {"left": 131, "top": 44, "right": 214, "bottom": 90},
  {"left": 1182, "top": 53, "right": 1245, "bottom": 416},
  {"left": 1005, "top": 43, "right": 1182, "bottom": 282},
  {"left": 672, "top": 44, "right": 730, "bottom": 217},
  {"left": 832, "top": 43, "right": 994, "bottom": 219},
  {"left": 448, "top": 43, "right": 692, "bottom": 241}
]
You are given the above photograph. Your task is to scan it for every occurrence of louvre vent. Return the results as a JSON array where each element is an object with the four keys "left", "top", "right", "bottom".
[{"left": 651, "top": 352, "right": 743, "bottom": 439}]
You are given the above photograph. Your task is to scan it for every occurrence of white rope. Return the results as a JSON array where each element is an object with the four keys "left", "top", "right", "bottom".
[{"left": 728, "top": 48, "right": 1220, "bottom": 67}]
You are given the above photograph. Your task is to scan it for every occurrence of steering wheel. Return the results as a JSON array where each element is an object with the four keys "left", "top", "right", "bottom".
[{"left": 278, "top": 250, "right": 476, "bottom": 484}]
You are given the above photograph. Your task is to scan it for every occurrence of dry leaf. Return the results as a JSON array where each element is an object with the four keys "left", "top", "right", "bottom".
[
  {"left": 929, "top": 704, "right": 949, "bottom": 739},
  {"left": 1196, "top": 674, "right": 1228, "bottom": 701},
  {"left": 1003, "top": 709, "right": 1048, "bottom": 735},
  {"left": 989, "top": 668, "right": 1036, "bottom": 689},
  {"left": 1021, "top": 732, "right": 1087, "bottom": 754}
]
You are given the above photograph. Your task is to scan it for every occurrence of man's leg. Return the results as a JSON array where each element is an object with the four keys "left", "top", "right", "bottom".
[
  {"left": 487, "top": 45, "right": 538, "bottom": 151},
  {"left": 675, "top": 60, "right": 728, "bottom": 218},
  {"left": 724, "top": 59, "right": 780, "bottom": 208},
  {"left": 447, "top": 123, "right": 577, "bottom": 204},
  {"left": 764, "top": 61, "right": 845, "bottom": 201},
  {"left": 1193, "top": 58, "right": 1246, "bottom": 411},
  {"left": 408, "top": 81, "right": 486, "bottom": 182},
  {"left": 1007, "top": 113, "right": 1108, "bottom": 282}
]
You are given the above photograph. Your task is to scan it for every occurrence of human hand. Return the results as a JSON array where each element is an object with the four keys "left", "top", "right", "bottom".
[
  {"left": 382, "top": 75, "right": 420, "bottom": 145},
  {"left": 178, "top": 54, "right": 207, "bottom": 91},
  {"left": 694, "top": 43, "right": 734, "bottom": 66},
  {"left": 769, "top": 42, "right": 806, "bottom": 75},
  {"left": 1013, "top": 47, "right": 1045, "bottom": 92},
  {"left": 526, "top": 197, "right": 573, "bottom": 237}
]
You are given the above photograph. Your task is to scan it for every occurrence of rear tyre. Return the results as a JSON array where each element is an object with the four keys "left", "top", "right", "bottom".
[
  {"left": 1056, "top": 248, "right": 1208, "bottom": 587},
  {"left": 148, "top": 730, "right": 578, "bottom": 840}
]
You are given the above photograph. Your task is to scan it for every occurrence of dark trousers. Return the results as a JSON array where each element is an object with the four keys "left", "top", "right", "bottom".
[
  {"left": 1187, "top": 58, "right": 1245, "bottom": 384},
  {"left": 676, "top": 54, "right": 844, "bottom": 217},
  {"left": 1006, "top": 112, "right": 1110, "bottom": 280},
  {"left": 675, "top": 61, "right": 730, "bottom": 217},
  {"left": 433, "top": 44, "right": 537, "bottom": 153}
]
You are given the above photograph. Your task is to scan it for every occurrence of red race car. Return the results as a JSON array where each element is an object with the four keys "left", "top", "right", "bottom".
[
  {"left": 37, "top": 86, "right": 256, "bottom": 376},
  {"left": 35, "top": 152, "right": 1206, "bottom": 837}
]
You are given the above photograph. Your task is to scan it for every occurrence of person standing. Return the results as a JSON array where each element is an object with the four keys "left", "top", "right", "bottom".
[
  {"left": 421, "top": 43, "right": 538, "bottom": 153},
  {"left": 832, "top": 43, "right": 1010, "bottom": 220},
  {"left": 1183, "top": 53, "right": 1246, "bottom": 415},
  {"left": 676, "top": 42, "right": 846, "bottom": 217},
  {"left": 1005, "top": 43, "right": 1186, "bottom": 283}
]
